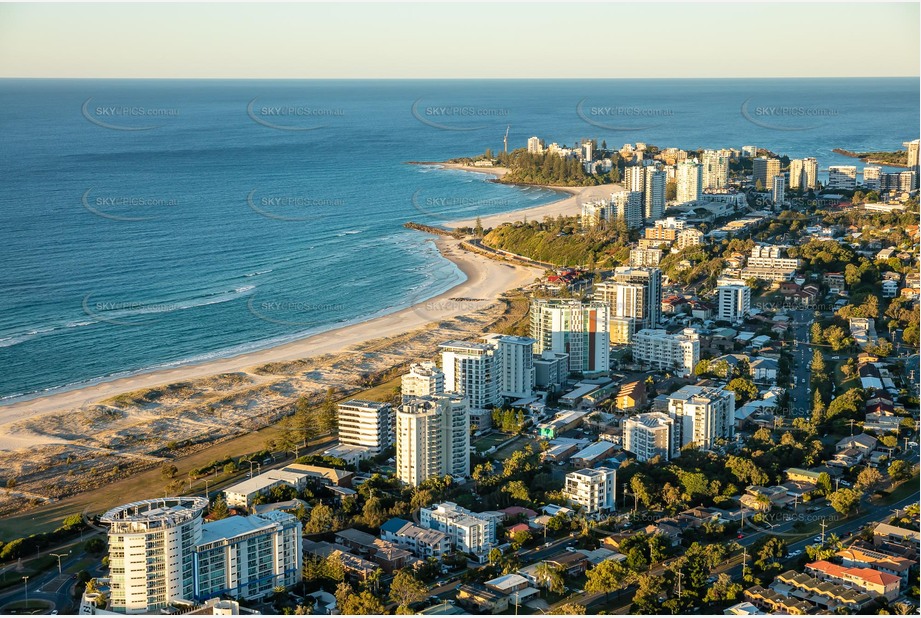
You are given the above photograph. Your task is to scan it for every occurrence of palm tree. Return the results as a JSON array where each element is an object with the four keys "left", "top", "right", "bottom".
[{"left": 534, "top": 562, "right": 565, "bottom": 595}]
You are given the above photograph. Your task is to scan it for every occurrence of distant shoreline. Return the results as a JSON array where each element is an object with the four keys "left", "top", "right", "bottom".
[
  {"left": 832, "top": 148, "right": 909, "bottom": 168},
  {"left": 409, "top": 160, "right": 619, "bottom": 230}
]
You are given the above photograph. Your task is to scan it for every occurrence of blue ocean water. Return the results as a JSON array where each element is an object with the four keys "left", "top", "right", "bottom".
[{"left": 0, "top": 78, "right": 917, "bottom": 401}]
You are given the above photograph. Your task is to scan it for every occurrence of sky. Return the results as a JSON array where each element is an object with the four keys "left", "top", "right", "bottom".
[{"left": 0, "top": 2, "right": 918, "bottom": 79}]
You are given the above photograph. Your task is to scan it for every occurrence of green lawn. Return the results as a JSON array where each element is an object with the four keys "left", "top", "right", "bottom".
[{"left": 473, "top": 433, "right": 510, "bottom": 452}]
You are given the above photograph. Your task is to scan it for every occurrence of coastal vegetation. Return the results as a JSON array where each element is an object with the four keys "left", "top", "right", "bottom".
[
  {"left": 482, "top": 215, "right": 632, "bottom": 268},
  {"left": 833, "top": 148, "right": 909, "bottom": 167}
]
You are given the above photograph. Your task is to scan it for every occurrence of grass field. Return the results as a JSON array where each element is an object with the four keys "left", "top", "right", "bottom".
[
  {"left": 0, "top": 421, "right": 292, "bottom": 541},
  {"left": 0, "top": 372, "right": 410, "bottom": 542},
  {"left": 472, "top": 433, "right": 509, "bottom": 452}
]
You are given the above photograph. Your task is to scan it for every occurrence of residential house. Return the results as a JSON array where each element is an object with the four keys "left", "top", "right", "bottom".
[{"left": 805, "top": 560, "right": 901, "bottom": 601}]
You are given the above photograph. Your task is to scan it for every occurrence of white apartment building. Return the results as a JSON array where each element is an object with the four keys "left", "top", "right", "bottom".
[
  {"left": 580, "top": 199, "right": 609, "bottom": 229},
  {"left": 527, "top": 136, "right": 544, "bottom": 155},
  {"left": 676, "top": 160, "right": 702, "bottom": 204},
  {"left": 746, "top": 245, "right": 800, "bottom": 270},
  {"left": 337, "top": 400, "right": 393, "bottom": 454},
  {"left": 676, "top": 228, "right": 704, "bottom": 250},
  {"left": 100, "top": 498, "right": 301, "bottom": 614},
  {"left": 610, "top": 190, "right": 644, "bottom": 229},
  {"left": 490, "top": 335, "right": 536, "bottom": 400},
  {"left": 632, "top": 328, "right": 700, "bottom": 377},
  {"left": 530, "top": 299, "right": 610, "bottom": 377},
  {"left": 607, "top": 266, "right": 662, "bottom": 328},
  {"left": 623, "top": 165, "right": 645, "bottom": 194},
  {"left": 594, "top": 280, "right": 645, "bottom": 344},
  {"left": 419, "top": 502, "right": 498, "bottom": 557},
  {"left": 624, "top": 412, "right": 676, "bottom": 462},
  {"left": 563, "top": 467, "right": 617, "bottom": 516},
  {"left": 396, "top": 395, "right": 469, "bottom": 486},
  {"left": 102, "top": 497, "right": 207, "bottom": 613},
  {"left": 717, "top": 284, "right": 751, "bottom": 323},
  {"left": 440, "top": 340, "right": 499, "bottom": 411},
  {"left": 772, "top": 175, "right": 786, "bottom": 207},
  {"left": 790, "top": 157, "right": 818, "bottom": 190},
  {"left": 863, "top": 166, "right": 882, "bottom": 191},
  {"left": 702, "top": 150, "right": 730, "bottom": 189},
  {"left": 644, "top": 168, "right": 667, "bottom": 220},
  {"left": 667, "top": 385, "right": 736, "bottom": 451},
  {"left": 194, "top": 510, "right": 302, "bottom": 601},
  {"left": 827, "top": 165, "right": 858, "bottom": 191},
  {"left": 629, "top": 247, "right": 663, "bottom": 267},
  {"left": 401, "top": 361, "right": 445, "bottom": 402}
]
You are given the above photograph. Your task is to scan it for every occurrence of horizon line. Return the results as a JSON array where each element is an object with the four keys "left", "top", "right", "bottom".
[{"left": 1, "top": 75, "right": 919, "bottom": 81}]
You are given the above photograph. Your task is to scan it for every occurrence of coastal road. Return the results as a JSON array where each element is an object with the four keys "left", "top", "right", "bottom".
[{"left": 788, "top": 308, "right": 814, "bottom": 417}]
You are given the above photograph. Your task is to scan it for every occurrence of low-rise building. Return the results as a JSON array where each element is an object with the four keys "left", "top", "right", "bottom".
[
  {"left": 563, "top": 467, "right": 617, "bottom": 515},
  {"left": 805, "top": 560, "right": 901, "bottom": 601}
]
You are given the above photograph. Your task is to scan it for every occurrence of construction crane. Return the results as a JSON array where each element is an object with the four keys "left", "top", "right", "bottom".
[{"left": 503, "top": 125, "right": 510, "bottom": 154}]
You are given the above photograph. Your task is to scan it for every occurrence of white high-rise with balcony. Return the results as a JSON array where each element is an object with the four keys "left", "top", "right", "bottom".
[
  {"left": 563, "top": 467, "right": 617, "bottom": 515},
  {"left": 610, "top": 190, "right": 644, "bottom": 229},
  {"left": 644, "top": 168, "right": 667, "bottom": 220},
  {"left": 717, "top": 284, "right": 751, "bottom": 323},
  {"left": 492, "top": 335, "right": 535, "bottom": 400},
  {"left": 401, "top": 361, "right": 445, "bottom": 402},
  {"left": 440, "top": 340, "right": 499, "bottom": 411},
  {"left": 676, "top": 160, "right": 702, "bottom": 204},
  {"left": 702, "top": 150, "right": 729, "bottom": 189},
  {"left": 530, "top": 299, "right": 610, "bottom": 377},
  {"left": 624, "top": 412, "right": 676, "bottom": 462},
  {"left": 632, "top": 328, "right": 700, "bottom": 377},
  {"left": 396, "top": 395, "right": 470, "bottom": 486},
  {"left": 100, "top": 498, "right": 302, "bottom": 614},
  {"left": 102, "top": 498, "right": 207, "bottom": 613},
  {"left": 667, "top": 385, "right": 736, "bottom": 451},
  {"left": 337, "top": 400, "right": 393, "bottom": 454}
]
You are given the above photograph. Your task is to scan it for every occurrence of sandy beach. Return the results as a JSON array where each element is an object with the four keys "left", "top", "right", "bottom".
[
  {"left": 0, "top": 236, "right": 539, "bottom": 448},
  {"left": 437, "top": 163, "right": 620, "bottom": 230}
]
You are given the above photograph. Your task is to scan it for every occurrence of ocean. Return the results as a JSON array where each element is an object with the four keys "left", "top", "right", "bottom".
[{"left": 0, "top": 78, "right": 917, "bottom": 401}]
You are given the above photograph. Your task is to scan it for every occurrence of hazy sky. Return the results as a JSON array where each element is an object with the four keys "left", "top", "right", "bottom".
[{"left": 1, "top": 2, "right": 918, "bottom": 79}]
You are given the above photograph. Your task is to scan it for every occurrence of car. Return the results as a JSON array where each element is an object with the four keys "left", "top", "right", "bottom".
[
  {"left": 813, "top": 536, "right": 822, "bottom": 543},
  {"left": 706, "top": 576, "right": 717, "bottom": 584},
  {"left": 544, "top": 542, "right": 552, "bottom": 547},
  {"left": 789, "top": 549, "right": 802, "bottom": 557},
  {"left": 737, "top": 533, "right": 744, "bottom": 539},
  {"left": 566, "top": 546, "right": 576, "bottom": 552}
]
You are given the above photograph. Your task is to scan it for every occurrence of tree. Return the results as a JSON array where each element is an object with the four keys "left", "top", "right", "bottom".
[
  {"left": 502, "top": 480, "right": 531, "bottom": 505},
  {"left": 630, "top": 473, "right": 656, "bottom": 508},
  {"left": 888, "top": 459, "right": 911, "bottom": 482},
  {"left": 210, "top": 495, "right": 230, "bottom": 520},
  {"left": 558, "top": 603, "right": 587, "bottom": 615},
  {"left": 856, "top": 466, "right": 883, "bottom": 490},
  {"left": 335, "top": 582, "right": 385, "bottom": 615},
  {"left": 161, "top": 463, "right": 178, "bottom": 479},
  {"left": 362, "top": 495, "right": 387, "bottom": 528},
  {"left": 703, "top": 572, "right": 742, "bottom": 603},
  {"left": 585, "top": 559, "right": 629, "bottom": 600},
  {"left": 727, "top": 378, "right": 758, "bottom": 404},
  {"left": 389, "top": 569, "right": 427, "bottom": 612},
  {"left": 303, "top": 503, "right": 335, "bottom": 534},
  {"left": 534, "top": 562, "right": 566, "bottom": 594},
  {"left": 632, "top": 573, "right": 667, "bottom": 614},
  {"left": 829, "top": 487, "right": 863, "bottom": 516},
  {"left": 816, "top": 472, "right": 833, "bottom": 496}
]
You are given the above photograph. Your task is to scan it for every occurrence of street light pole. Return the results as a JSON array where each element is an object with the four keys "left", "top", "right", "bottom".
[
  {"left": 51, "top": 552, "right": 70, "bottom": 575},
  {"left": 22, "top": 576, "right": 29, "bottom": 606}
]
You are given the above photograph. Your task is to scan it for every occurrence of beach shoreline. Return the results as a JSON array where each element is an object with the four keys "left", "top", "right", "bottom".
[
  {"left": 0, "top": 161, "right": 596, "bottom": 450},
  {"left": 0, "top": 235, "right": 540, "bottom": 446},
  {"left": 413, "top": 161, "right": 620, "bottom": 230}
]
